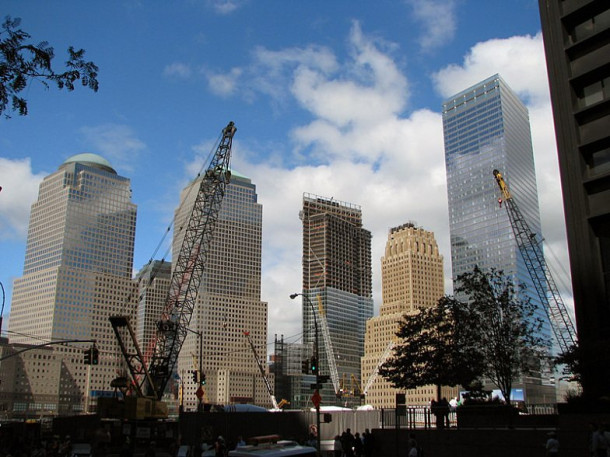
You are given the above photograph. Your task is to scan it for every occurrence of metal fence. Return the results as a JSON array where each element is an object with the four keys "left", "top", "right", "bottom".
[{"left": 379, "top": 403, "right": 558, "bottom": 429}]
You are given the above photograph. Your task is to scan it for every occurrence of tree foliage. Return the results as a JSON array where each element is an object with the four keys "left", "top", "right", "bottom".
[
  {"left": 455, "top": 266, "right": 549, "bottom": 402},
  {"left": 378, "top": 296, "right": 486, "bottom": 400},
  {"left": 379, "top": 266, "right": 549, "bottom": 404},
  {"left": 0, "top": 16, "right": 99, "bottom": 118}
]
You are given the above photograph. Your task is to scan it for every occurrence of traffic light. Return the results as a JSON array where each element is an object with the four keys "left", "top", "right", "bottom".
[
  {"left": 200, "top": 372, "right": 206, "bottom": 385},
  {"left": 83, "top": 348, "right": 91, "bottom": 365},
  {"left": 310, "top": 356, "right": 318, "bottom": 376},
  {"left": 191, "top": 370, "right": 199, "bottom": 383},
  {"left": 91, "top": 347, "right": 99, "bottom": 365},
  {"left": 301, "top": 359, "right": 310, "bottom": 374},
  {"left": 318, "top": 375, "right": 330, "bottom": 384}
]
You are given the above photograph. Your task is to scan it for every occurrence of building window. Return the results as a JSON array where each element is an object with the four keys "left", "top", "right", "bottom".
[{"left": 578, "top": 77, "right": 610, "bottom": 108}]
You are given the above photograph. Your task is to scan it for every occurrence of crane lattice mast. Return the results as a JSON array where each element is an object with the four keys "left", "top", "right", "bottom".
[
  {"left": 493, "top": 169, "right": 577, "bottom": 354},
  {"left": 111, "top": 121, "right": 236, "bottom": 401},
  {"left": 315, "top": 295, "right": 341, "bottom": 395}
]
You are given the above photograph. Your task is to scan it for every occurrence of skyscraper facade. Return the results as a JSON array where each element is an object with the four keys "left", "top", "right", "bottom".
[
  {"left": 300, "top": 193, "right": 373, "bottom": 405},
  {"left": 9, "top": 153, "right": 138, "bottom": 414},
  {"left": 135, "top": 260, "right": 172, "bottom": 362},
  {"left": 442, "top": 75, "right": 555, "bottom": 402},
  {"left": 174, "top": 171, "right": 268, "bottom": 409},
  {"left": 538, "top": 0, "right": 610, "bottom": 399},
  {"left": 362, "top": 223, "right": 453, "bottom": 407}
]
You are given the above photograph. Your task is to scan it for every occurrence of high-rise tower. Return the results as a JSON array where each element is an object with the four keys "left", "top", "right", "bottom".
[
  {"left": 175, "top": 171, "right": 268, "bottom": 409},
  {"left": 362, "top": 223, "right": 449, "bottom": 407},
  {"left": 442, "top": 75, "right": 555, "bottom": 402},
  {"left": 9, "top": 153, "right": 138, "bottom": 414},
  {"left": 300, "top": 193, "right": 373, "bottom": 404},
  {"left": 538, "top": 0, "right": 610, "bottom": 400}
]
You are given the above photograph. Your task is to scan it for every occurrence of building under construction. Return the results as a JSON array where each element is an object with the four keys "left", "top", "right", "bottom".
[{"left": 299, "top": 193, "right": 373, "bottom": 405}]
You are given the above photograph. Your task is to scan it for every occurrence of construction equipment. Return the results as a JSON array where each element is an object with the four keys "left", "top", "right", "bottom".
[
  {"left": 493, "top": 169, "right": 577, "bottom": 354},
  {"left": 315, "top": 295, "right": 341, "bottom": 396},
  {"left": 362, "top": 340, "right": 395, "bottom": 397},
  {"left": 107, "top": 121, "right": 236, "bottom": 419},
  {"left": 243, "top": 331, "right": 282, "bottom": 410}
]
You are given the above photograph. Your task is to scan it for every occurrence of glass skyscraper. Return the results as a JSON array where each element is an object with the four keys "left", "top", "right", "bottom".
[
  {"left": 442, "top": 74, "right": 555, "bottom": 402},
  {"left": 300, "top": 193, "right": 373, "bottom": 406}
]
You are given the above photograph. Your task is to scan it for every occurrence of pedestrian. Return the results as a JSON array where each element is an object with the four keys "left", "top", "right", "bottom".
[
  {"left": 144, "top": 441, "right": 156, "bottom": 457},
  {"left": 439, "top": 397, "right": 450, "bottom": 428},
  {"left": 592, "top": 423, "right": 609, "bottom": 457},
  {"left": 215, "top": 436, "right": 227, "bottom": 457},
  {"left": 407, "top": 433, "right": 419, "bottom": 457},
  {"left": 353, "top": 433, "right": 363, "bottom": 457},
  {"left": 545, "top": 431, "right": 559, "bottom": 456},
  {"left": 333, "top": 435, "right": 342, "bottom": 457},
  {"left": 341, "top": 429, "right": 355, "bottom": 457},
  {"left": 362, "top": 429, "right": 374, "bottom": 457}
]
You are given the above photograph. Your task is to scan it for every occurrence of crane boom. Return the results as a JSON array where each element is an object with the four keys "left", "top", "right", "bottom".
[
  {"left": 316, "top": 295, "right": 341, "bottom": 395},
  {"left": 243, "top": 331, "right": 279, "bottom": 410},
  {"left": 493, "top": 169, "right": 577, "bottom": 354},
  {"left": 362, "top": 340, "right": 395, "bottom": 396},
  {"left": 111, "top": 121, "right": 236, "bottom": 403}
]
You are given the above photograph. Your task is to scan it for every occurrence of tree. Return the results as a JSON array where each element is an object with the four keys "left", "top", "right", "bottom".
[
  {"left": 378, "top": 296, "right": 486, "bottom": 401},
  {"left": 456, "top": 266, "right": 549, "bottom": 403},
  {"left": 0, "top": 16, "right": 99, "bottom": 118}
]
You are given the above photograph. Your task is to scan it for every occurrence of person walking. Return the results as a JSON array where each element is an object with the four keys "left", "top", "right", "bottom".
[
  {"left": 333, "top": 435, "right": 342, "bottom": 457},
  {"left": 545, "top": 431, "right": 559, "bottom": 456},
  {"left": 592, "top": 423, "right": 609, "bottom": 457}
]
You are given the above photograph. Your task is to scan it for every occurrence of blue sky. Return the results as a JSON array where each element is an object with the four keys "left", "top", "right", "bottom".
[{"left": 0, "top": 0, "right": 572, "bottom": 344}]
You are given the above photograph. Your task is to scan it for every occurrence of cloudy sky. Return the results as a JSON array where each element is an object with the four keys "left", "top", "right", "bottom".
[{"left": 0, "top": 1, "right": 572, "bottom": 348}]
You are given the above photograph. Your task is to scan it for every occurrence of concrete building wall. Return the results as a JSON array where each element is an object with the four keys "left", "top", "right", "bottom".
[
  {"left": 6, "top": 154, "right": 138, "bottom": 415},
  {"left": 362, "top": 224, "right": 453, "bottom": 408},
  {"left": 174, "top": 172, "right": 269, "bottom": 410}
]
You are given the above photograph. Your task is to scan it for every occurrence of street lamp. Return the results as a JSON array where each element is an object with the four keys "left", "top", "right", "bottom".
[
  {"left": 290, "top": 292, "right": 321, "bottom": 453},
  {"left": 0, "top": 280, "right": 5, "bottom": 338}
]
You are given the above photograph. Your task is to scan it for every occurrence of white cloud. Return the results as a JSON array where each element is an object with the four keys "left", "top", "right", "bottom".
[
  {"left": 206, "top": 0, "right": 246, "bottom": 15},
  {"left": 188, "top": 26, "right": 571, "bottom": 344},
  {"left": 405, "top": 0, "right": 457, "bottom": 51},
  {"left": 432, "top": 33, "right": 549, "bottom": 107},
  {"left": 203, "top": 67, "right": 243, "bottom": 97},
  {"left": 79, "top": 124, "right": 146, "bottom": 173},
  {"left": 163, "top": 62, "right": 193, "bottom": 79},
  {"left": 0, "top": 158, "right": 46, "bottom": 241}
]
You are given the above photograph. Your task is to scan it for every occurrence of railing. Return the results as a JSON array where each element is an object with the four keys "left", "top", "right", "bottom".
[{"left": 380, "top": 403, "right": 558, "bottom": 429}]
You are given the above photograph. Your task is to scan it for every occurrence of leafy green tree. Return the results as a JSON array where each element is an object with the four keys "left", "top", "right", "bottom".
[
  {"left": 456, "top": 266, "right": 549, "bottom": 403},
  {"left": 0, "top": 16, "right": 99, "bottom": 118},
  {"left": 378, "top": 295, "right": 486, "bottom": 401}
]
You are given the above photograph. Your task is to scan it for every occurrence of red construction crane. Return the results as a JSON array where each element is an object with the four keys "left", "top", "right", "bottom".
[{"left": 108, "top": 121, "right": 236, "bottom": 418}]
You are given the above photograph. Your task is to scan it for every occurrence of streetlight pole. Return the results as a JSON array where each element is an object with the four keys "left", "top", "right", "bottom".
[
  {"left": 0, "top": 280, "right": 5, "bottom": 338},
  {"left": 184, "top": 326, "right": 204, "bottom": 412},
  {"left": 290, "top": 292, "right": 321, "bottom": 453}
]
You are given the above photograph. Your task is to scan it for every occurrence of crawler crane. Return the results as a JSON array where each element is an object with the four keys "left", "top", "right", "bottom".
[
  {"left": 493, "top": 169, "right": 577, "bottom": 355},
  {"left": 107, "top": 121, "right": 236, "bottom": 419}
]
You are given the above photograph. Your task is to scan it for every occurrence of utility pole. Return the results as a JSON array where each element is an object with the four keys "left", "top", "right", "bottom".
[{"left": 291, "top": 293, "right": 320, "bottom": 453}]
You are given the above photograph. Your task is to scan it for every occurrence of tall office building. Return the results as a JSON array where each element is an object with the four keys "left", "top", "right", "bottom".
[
  {"left": 300, "top": 193, "right": 373, "bottom": 405},
  {"left": 538, "top": 0, "right": 610, "bottom": 398},
  {"left": 135, "top": 260, "right": 172, "bottom": 361},
  {"left": 362, "top": 223, "right": 454, "bottom": 407},
  {"left": 175, "top": 171, "right": 268, "bottom": 409},
  {"left": 442, "top": 75, "right": 555, "bottom": 402},
  {"left": 8, "top": 153, "right": 138, "bottom": 414}
]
